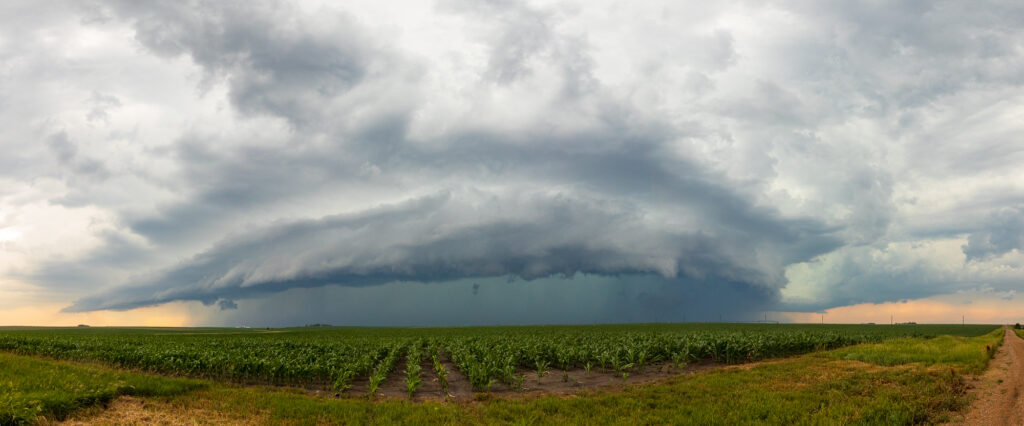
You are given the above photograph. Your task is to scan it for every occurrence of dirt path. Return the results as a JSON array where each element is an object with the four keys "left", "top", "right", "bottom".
[{"left": 958, "top": 326, "right": 1024, "bottom": 425}]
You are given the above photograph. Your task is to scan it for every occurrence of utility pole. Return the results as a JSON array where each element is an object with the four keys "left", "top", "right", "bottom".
[
  {"left": 821, "top": 315, "right": 824, "bottom": 324},
  {"left": 891, "top": 314, "right": 893, "bottom": 325}
]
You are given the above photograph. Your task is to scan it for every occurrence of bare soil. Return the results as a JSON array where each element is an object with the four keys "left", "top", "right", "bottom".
[
  {"left": 337, "top": 351, "right": 722, "bottom": 401},
  {"left": 53, "top": 355, "right": 730, "bottom": 424},
  {"left": 48, "top": 396, "right": 261, "bottom": 426},
  {"left": 954, "top": 326, "right": 1024, "bottom": 425}
]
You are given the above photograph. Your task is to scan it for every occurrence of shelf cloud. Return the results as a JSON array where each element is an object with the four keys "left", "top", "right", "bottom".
[{"left": 65, "top": 190, "right": 839, "bottom": 312}]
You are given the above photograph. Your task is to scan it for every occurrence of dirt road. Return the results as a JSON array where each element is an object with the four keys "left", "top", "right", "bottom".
[{"left": 959, "top": 326, "right": 1024, "bottom": 425}]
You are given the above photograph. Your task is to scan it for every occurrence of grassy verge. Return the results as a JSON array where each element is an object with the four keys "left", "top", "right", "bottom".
[
  {"left": 825, "top": 328, "right": 1003, "bottom": 373},
  {"left": 7, "top": 327, "right": 1003, "bottom": 425},
  {"left": 0, "top": 352, "right": 206, "bottom": 424}
]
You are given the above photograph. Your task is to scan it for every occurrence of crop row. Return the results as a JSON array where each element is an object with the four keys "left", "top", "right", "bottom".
[{"left": 0, "top": 324, "right": 998, "bottom": 393}]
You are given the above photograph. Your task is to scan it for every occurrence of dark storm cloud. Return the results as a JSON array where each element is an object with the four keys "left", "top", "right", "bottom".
[
  {"left": 65, "top": 190, "right": 839, "bottom": 311},
  {"left": 216, "top": 299, "right": 238, "bottom": 310},
  {"left": 214, "top": 275, "right": 777, "bottom": 327}
]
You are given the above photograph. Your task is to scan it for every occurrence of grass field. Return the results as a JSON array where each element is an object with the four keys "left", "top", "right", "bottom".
[
  {"left": 0, "top": 352, "right": 205, "bottom": 424},
  {"left": 0, "top": 324, "right": 1003, "bottom": 424}
]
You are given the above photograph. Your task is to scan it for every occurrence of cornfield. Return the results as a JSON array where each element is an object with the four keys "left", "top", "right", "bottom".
[{"left": 0, "top": 323, "right": 996, "bottom": 394}]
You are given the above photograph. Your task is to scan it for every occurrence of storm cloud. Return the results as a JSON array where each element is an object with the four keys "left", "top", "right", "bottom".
[
  {"left": 65, "top": 190, "right": 838, "bottom": 312},
  {"left": 2, "top": 0, "right": 1024, "bottom": 324}
]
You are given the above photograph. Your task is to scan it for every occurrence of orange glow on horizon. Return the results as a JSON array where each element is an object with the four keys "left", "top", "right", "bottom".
[
  {"left": 0, "top": 302, "right": 199, "bottom": 327},
  {"left": 782, "top": 295, "right": 1023, "bottom": 325}
]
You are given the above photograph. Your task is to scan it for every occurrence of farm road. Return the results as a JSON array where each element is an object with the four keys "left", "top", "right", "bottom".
[{"left": 958, "top": 326, "right": 1024, "bottom": 425}]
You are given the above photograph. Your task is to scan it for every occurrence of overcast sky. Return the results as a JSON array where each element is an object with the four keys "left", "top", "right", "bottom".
[{"left": 2, "top": 0, "right": 1024, "bottom": 326}]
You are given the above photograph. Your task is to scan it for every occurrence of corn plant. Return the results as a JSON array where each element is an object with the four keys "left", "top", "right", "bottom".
[
  {"left": 594, "top": 352, "right": 605, "bottom": 372},
  {"left": 535, "top": 358, "right": 549, "bottom": 380},
  {"left": 635, "top": 349, "right": 648, "bottom": 372},
  {"left": 405, "top": 344, "right": 422, "bottom": 398},
  {"left": 332, "top": 370, "right": 355, "bottom": 393},
  {"left": 512, "top": 373, "right": 525, "bottom": 391},
  {"left": 0, "top": 323, "right": 997, "bottom": 394},
  {"left": 671, "top": 351, "right": 688, "bottom": 371},
  {"left": 435, "top": 366, "right": 449, "bottom": 395},
  {"left": 367, "top": 344, "right": 404, "bottom": 398},
  {"left": 431, "top": 348, "right": 449, "bottom": 395},
  {"left": 502, "top": 357, "right": 517, "bottom": 386},
  {"left": 610, "top": 355, "right": 622, "bottom": 374},
  {"left": 438, "top": 366, "right": 449, "bottom": 394},
  {"left": 368, "top": 372, "right": 384, "bottom": 396}
]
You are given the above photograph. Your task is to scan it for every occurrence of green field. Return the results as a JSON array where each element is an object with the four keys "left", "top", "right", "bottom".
[
  {"left": 0, "top": 323, "right": 996, "bottom": 391},
  {"left": 0, "top": 323, "right": 1003, "bottom": 424}
]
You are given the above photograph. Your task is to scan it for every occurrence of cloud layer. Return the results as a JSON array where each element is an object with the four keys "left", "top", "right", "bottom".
[
  {"left": 66, "top": 190, "right": 837, "bottom": 311},
  {"left": 2, "top": 0, "right": 1024, "bottom": 324}
]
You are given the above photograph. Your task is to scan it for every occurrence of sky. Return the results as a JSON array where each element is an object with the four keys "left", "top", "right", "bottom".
[{"left": 2, "top": 0, "right": 1024, "bottom": 327}]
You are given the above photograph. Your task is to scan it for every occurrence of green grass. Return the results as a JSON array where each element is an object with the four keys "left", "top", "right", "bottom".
[
  {"left": 0, "top": 352, "right": 206, "bottom": 425},
  {"left": 473, "top": 358, "right": 969, "bottom": 425},
  {"left": 826, "top": 329, "right": 1003, "bottom": 373},
  {"left": 62, "top": 361, "right": 948, "bottom": 425}
]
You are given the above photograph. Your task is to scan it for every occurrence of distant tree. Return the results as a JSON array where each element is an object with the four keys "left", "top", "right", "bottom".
[{"left": 1015, "top": 323, "right": 1021, "bottom": 330}]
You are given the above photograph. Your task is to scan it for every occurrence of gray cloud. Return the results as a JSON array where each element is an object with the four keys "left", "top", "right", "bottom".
[
  {"left": 46, "top": 132, "right": 111, "bottom": 181},
  {"left": 2, "top": 0, "right": 1023, "bottom": 324},
  {"left": 213, "top": 275, "right": 777, "bottom": 327},
  {"left": 94, "top": 0, "right": 378, "bottom": 127},
  {"left": 216, "top": 299, "right": 238, "bottom": 310},
  {"left": 85, "top": 92, "right": 122, "bottom": 122},
  {"left": 65, "top": 190, "right": 838, "bottom": 312},
  {"left": 962, "top": 205, "right": 1024, "bottom": 261}
]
